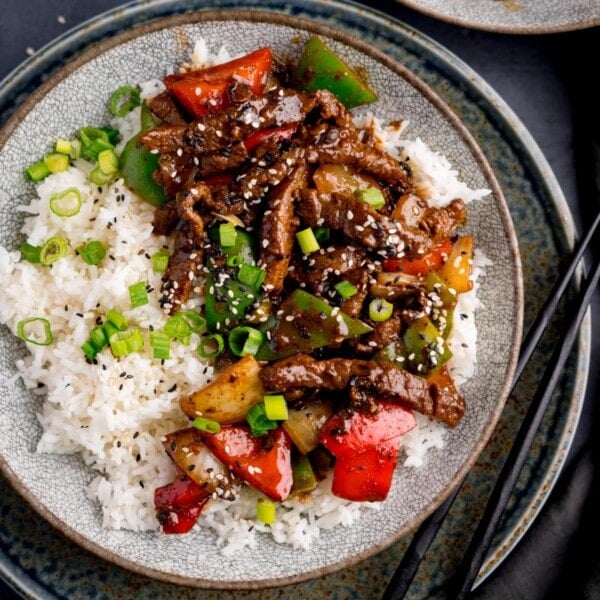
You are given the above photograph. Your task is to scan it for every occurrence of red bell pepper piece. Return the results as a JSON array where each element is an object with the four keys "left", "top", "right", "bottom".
[
  {"left": 154, "top": 476, "right": 210, "bottom": 534},
  {"left": 320, "top": 401, "right": 416, "bottom": 459},
  {"left": 243, "top": 124, "right": 298, "bottom": 151},
  {"left": 164, "top": 48, "right": 273, "bottom": 119},
  {"left": 331, "top": 439, "right": 400, "bottom": 502},
  {"left": 382, "top": 238, "right": 452, "bottom": 276},
  {"left": 320, "top": 402, "right": 416, "bottom": 502},
  {"left": 202, "top": 425, "right": 293, "bottom": 502}
]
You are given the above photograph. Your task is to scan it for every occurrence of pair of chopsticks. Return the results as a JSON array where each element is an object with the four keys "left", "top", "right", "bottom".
[{"left": 382, "top": 209, "right": 600, "bottom": 599}]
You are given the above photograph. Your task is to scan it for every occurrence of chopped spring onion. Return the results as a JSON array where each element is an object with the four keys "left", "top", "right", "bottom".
[
  {"left": 90, "top": 165, "right": 115, "bottom": 186},
  {"left": 226, "top": 255, "right": 244, "bottom": 267},
  {"left": 237, "top": 263, "right": 266, "bottom": 291},
  {"left": 313, "top": 226, "right": 330, "bottom": 245},
  {"left": 256, "top": 497, "right": 276, "bottom": 525},
  {"left": 108, "top": 86, "right": 141, "bottom": 117},
  {"left": 228, "top": 326, "right": 264, "bottom": 357},
  {"left": 83, "top": 138, "right": 114, "bottom": 161},
  {"left": 296, "top": 227, "right": 320, "bottom": 254},
  {"left": 151, "top": 249, "right": 170, "bottom": 272},
  {"left": 97, "top": 149, "right": 119, "bottom": 175},
  {"left": 17, "top": 317, "right": 53, "bottom": 346},
  {"left": 109, "top": 328, "right": 144, "bottom": 357},
  {"left": 78, "top": 126, "right": 110, "bottom": 148},
  {"left": 192, "top": 416, "right": 221, "bottom": 434},
  {"left": 55, "top": 139, "right": 72, "bottom": 155},
  {"left": 263, "top": 394, "right": 288, "bottom": 421},
  {"left": 25, "top": 160, "right": 50, "bottom": 182},
  {"left": 106, "top": 309, "right": 128, "bottom": 331},
  {"left": 89, "top": 326, "right": 109, "bottom": 351},
  {"left": 369, "top": 298, "right": 394, "bottom": 322},
  {"left": 39, "top": 236, "right": 68, "bottom": 265},
  {"left": 219, "top": 222, "right": 237, "bottom": 248},
  {"left": 164, "top": 314, "right": 192, "bottom": 345},
  {"left": 102, "top": 321, "right": 120, "bottom": 341},
  {"left": 99, "top": 126, "right": 120, "bottom": 146},
  {"left": 128, "top": 281, "right": 149, "bottom": 308},
  {"left": 69, "top": 139, "right": 82, "bottom": 159},
  {"left": 81, "top": 341, "right": 98, "bottom": 361},
  {"left": 49, "top": 187, "right": 82, "bottom": 217},
  {"left": 179, "top": 310, "right": 206, "bottom": 333},
  {"left": 19, "top": 242, "right": 41, "bottom": 263},
  {"left": 334, "top": 280, "right": 358, "bottom": 300},
  {"left": 150, "top": 331, "right": 171, "bottom": 359},
  {"left": 198, "top": 333, "right": 224, "bottom": 358},
  {"left": 246, "top": 403, "right": 278, "bottom": 437},
  {"left": 43, "top": 152, "right": 70, "bottom": 174},
  {"left": 76, "top": 240, "right": 106, "bottom": 265},
  {"left": 354, "top": 187, "right": 385, "bottom": 209}
]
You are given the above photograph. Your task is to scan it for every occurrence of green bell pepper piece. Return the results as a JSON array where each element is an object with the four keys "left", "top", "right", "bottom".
[
  {"left": 204, "top": 226, "right": 259, "bottom": 332},
  {"left": 295, "top": 36, "right": 378, "bottom": 109},
  {"left": 403, "top": 316, "right": 452, "bottom": 377},
  {"left": 291, "top": 455, "right": 317, "bottom": 495},
  {"left": 255, "top": 289, "right": 372, "bottom": 361},
  {"left": 119, "top": 101, "right": 168, "bottom": 207}
]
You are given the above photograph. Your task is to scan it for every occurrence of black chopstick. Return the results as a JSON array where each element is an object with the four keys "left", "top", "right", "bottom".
[{"left": 382, "top": 214, "right": 600, "bottom": 600}]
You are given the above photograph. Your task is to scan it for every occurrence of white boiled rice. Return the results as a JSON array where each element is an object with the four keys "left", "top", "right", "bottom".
[{"left": 0, "top": 44, "right": 489, "bottom": 551}]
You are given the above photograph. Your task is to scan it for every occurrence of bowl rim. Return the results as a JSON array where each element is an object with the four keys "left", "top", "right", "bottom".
[{"left": 0, "top": 7, "right": 523, "bottom": 589}]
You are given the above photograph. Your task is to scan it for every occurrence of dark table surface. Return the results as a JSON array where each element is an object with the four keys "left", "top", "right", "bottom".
[{"left": 0, "top": 1, "right": 598, "bottom": 599}]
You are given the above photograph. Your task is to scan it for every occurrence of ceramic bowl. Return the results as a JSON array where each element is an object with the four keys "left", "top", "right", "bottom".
[{"left": 0, "top": 9, "right": 522, "bottom": 588}]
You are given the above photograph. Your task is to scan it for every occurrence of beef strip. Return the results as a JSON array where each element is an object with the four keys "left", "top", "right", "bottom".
[
  {"left": 419, "top": 198, "right": 467, "bottom": 243},
  {"left": 297, "top": 190, "right": 425, "bottom": 257},
  {"left": 259, "top": 354, "right": 464, "bottom": 426},
  {"left": 258, "top": 166, "right": 305, "bottom": 295},
  {"left": 153, "top": 200, "right": 179, "bottom": 235},
  {"left": 148, "top": 91, "right": 187, "bottom": 125},
  {"left": 289, "top": 244, "right": 367, "bottom": 293},
  {"left": 339, "top": 268, "right": 371, "bottom": 318},
  {"left": 354, "top": 309, "right": 404, "bottom": 355}
]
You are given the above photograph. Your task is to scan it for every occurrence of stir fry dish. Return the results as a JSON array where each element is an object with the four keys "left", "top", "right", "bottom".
[{"left": 17, "top": 37, "right": 475, "bottom": 535}]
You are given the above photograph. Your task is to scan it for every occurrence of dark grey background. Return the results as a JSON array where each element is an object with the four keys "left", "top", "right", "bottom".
[{"left": 0, "top": 1, "right": 598, "bottom": 598}]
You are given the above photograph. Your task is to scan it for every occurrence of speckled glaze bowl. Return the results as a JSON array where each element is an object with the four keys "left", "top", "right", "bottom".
[
  {"left": 0, "top": 9, "right": 522, "bottom": 589},
  {"left": 393, "top": 0, "right": 600, "bottom": 34}
]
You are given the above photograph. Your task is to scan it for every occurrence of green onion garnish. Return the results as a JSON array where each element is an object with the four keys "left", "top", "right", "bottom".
[
  {"left": 163, "top": 314, "right": 192, "bottom": 345},
  {"left": 19, "top": 242, "right": 41, "bottom": 263},
  {"left": 237, "top": 263, "right": 266, "bottom": 291},
  {"left": 313, "top": 226, "right": 330, "bottom": 245},
  {"left": 109, "top": 328, "right": 144, "bottom": 357},
  {"left": 228, "top": 326, "right": 264, "bottom": 357},
  {"left": 39, "top": 236, "right": 68, "bottom": 265},
  {"left": 334, "top": 280, "right": 358, "bottom": 300},
  {"left": 151, "top": 250, "right": 170, "bottom": 273},
  {"left": 354, "top": 187, "right": 385, "bottom": 209},
  {"left": 76, "top": 240, "right": 106, "bottom": 265},
  {"left": 43, "top": 153, "right": 70, "bottom": 174},
  {"left": 178, "top": 311, "right": 206, "bottom": 333},
  {"left": 246, "top": 403, "right": 278, "bottom": 437},
  {"left": 49, "top": 187, "right": 82, "bottom": 217},
  {"left": 219, "top": 222, "right": 237, "bottom": 248},
  {"left": 108, "top": 86, "right": 141, "bottom": 117},
  {"left": 150, "top": 331, "right": 171, "bottom": 359},
  {"left": 128, "top": 281, "right": 149, "bottom": 308},
  {"left": 69, "top": 139, "right": 82, "bottom": 159},
  {"left": 81, "top": 341, "right": 98, "bottom": 361},
  {"left": 106, "top": 309, "right": 128, "bottom": 331},
  {"left": 25, "top": 161, "right": 50, "bottom": 182},
  {"left": 78, "top": 126, "right": 110, "bottom": 148},
  {"left": 226, "top": 255, "right": 244, "bottom": 267},
  {"left": 198, "top": 333, "right": 224, "bottom": 358},
  {"left": 99, "top": 126, "right": 120, "bottom": 146},
  {"left": 55, "top": 139, "right": 72, "bottom": 155},
  {"left": 16, "top": 317, "right": 53, "bottom": 346},
  {"left": 263, "top": 394, "right": 288, "bottom": 421},
  {"left": 192, "top": 416, "right": 221, "bottom": 434},
  {"left": 256, "top": 497, "right": 276, "bottom": 525},
  {"left": 90, "top": 166, "right": 115, "bottom": 186},
  {"left": 83, "top": 138, "right": 114, "bottom": 162},
  {"left": 102, "top": 321, "right": 120, "bottom": 341},
  {"left": 369, "top": 298, "right": 394, "bottom": 322},
  {"left": 89, "top": 326, "right": 109, "bottom": 351},
  {"left": 296, "top": 227, "right": 320, "bottom": 254},
  {"left": 97, "top": 149, "right": 119, "bottom": 175}
]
